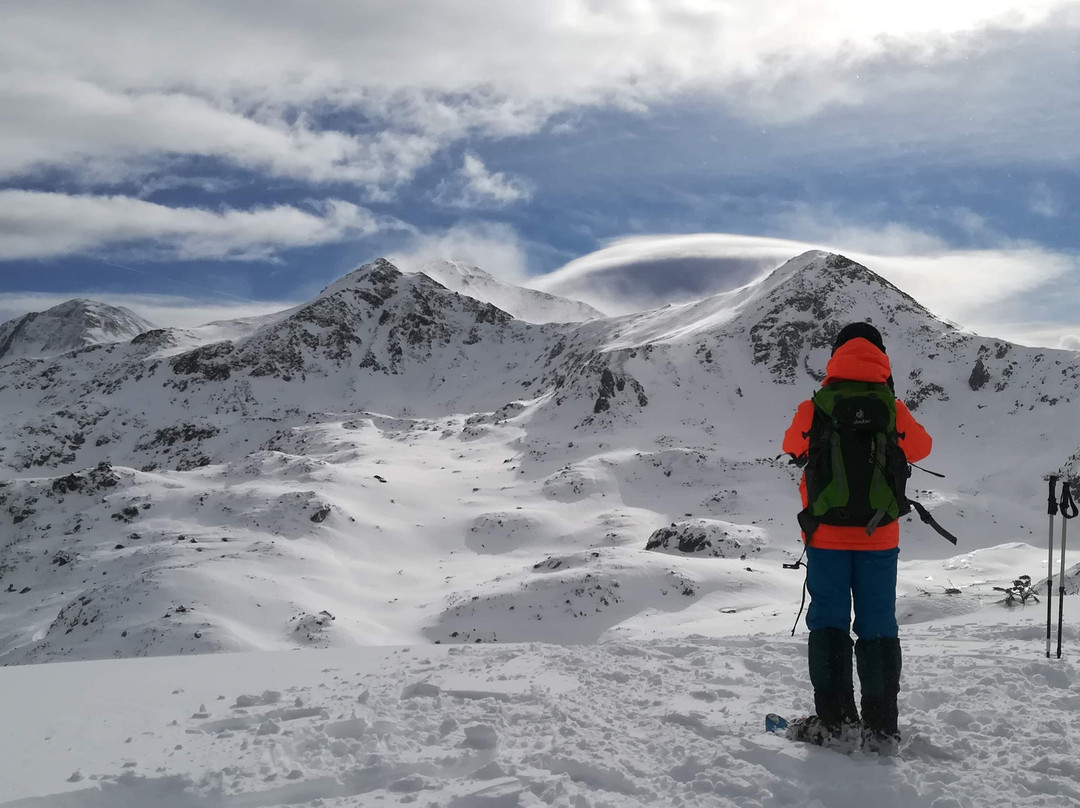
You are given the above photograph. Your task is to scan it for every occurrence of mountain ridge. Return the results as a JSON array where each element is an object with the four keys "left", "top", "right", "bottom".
[
  {"left": 2, "top": 250, "right": 1079, "bottom": 664},
  {"left": 406, "top": 258, "right": 605, "bottom": 324},
  {"left": 0, "top": 299, "right": 155, "bottom": 362}
]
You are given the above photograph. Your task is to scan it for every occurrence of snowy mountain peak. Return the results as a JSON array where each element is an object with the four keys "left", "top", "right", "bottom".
[
  {"left": 416, "top": 258, "right": 490, "bottom": 286},
  {"left": 0, "top": 298, "right": 155, "bottom": 362},
  {"left": 740, "top": 251, "right": 947, "bottom": 383},
  {"left": 761, "top": 251, "right": 926, "bottom": 311},
  {"left": 313, "top": 256, "right": 403, "bottom": 301},
  {"left": 406, "top": 258, "right": 605, "bottom": 324},
  {"left": 5, "top": 247, "right": 1080, "bottom": 681},
  {"left": 166, "top": 256, "right": 530, "bottom": 399}
]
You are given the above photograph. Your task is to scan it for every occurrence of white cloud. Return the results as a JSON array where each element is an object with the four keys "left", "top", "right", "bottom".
[
  {"left": 433, "top": 154, "right": 533, "bottom": 209},
  {"left": 853, "top": 248, "right": 1072, "bottom": 320},
  {"left": 388, "top": 221, "right": 530, "bottom": 283},
  {"left": 0, "top": 1, "right": 1076, "bottom": 193},
  {"left": 531, "top": 231, "right": 1078, "bottom": 340},
  {"left": 0, "top": 191, "right": 405, "bottom": 261},
  {"left": 531, "top": 234, "right": 813, "bottom": 313},
  {"left": 956, "top": 323, "right": 1080, "bottom": 352},
  {"left": 0, "top": 73, "right": 439, "bottom": 190}
]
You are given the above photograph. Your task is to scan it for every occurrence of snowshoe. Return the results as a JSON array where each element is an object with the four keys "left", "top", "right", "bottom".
[
  {"left": 765, "top": 714, "right": 788, "bottom": 734},
  {"left": 785, "top": 715, "right": 862, "bottom": 753},
  {"left": 861, "top": 728, "right": 901, "bottom": 756}
]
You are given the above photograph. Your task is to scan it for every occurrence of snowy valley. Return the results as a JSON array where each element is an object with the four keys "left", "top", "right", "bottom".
[{"left": 2, "top": 252, "right": 1079, "bottom": 807}]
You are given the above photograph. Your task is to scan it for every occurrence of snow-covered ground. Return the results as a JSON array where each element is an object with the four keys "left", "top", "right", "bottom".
[
  {"left": 3, "top": 252, "right": 1080, "bottom": 805},
  {"left": 3, "top": 546, "right": 1078, "bottom": 807}
]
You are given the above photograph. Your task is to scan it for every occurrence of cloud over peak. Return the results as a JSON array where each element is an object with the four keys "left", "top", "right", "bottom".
[{"left": 531, "top": 231, "right": 1078, "bottom": 345}]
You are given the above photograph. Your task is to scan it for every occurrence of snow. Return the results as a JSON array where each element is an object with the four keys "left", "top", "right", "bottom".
[
  {"left": 2, "top": 250, "right": 1080, "bottom": 805},
  {"left": 403, "top": 259, "right": 605, "bottom": 324},
  {"left": 0, "top": 299, "right": 155, "bottom": 361},
  {"left": 2, "top": 580, "right": 1078, "bottom": 807}
]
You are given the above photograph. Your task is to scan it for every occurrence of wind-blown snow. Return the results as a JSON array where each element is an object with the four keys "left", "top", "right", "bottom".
[
  {"left": 408, "top": 258, "right": 605, "bottom": 324},
  {"left": 1, "top": 250, "right": 1079, "bottom": 806}
]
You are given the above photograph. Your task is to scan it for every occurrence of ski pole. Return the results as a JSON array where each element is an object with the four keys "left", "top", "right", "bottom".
[
  {"left": 1056, "top": 482, "right": 1078, "bottom": 659},
  {"left": 1047, "top": 476, "right": 1059, "bottom": 659}
]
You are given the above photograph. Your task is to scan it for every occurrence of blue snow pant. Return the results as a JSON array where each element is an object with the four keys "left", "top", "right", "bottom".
[{"left": 805, "top": 546, "right": 899, "bottom": 639}]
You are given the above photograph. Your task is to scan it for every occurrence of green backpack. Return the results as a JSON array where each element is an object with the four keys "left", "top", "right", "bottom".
[{"left": 797, "top": 380, "right": 911, "bottom": 540}]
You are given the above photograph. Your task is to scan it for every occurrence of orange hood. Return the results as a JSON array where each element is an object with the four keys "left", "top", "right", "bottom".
[{"left": 822, "top": 337, "right": 892, "bottom": 385}]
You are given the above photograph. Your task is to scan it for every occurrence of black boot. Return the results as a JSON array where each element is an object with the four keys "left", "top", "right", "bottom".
[
  {"left": 788, "top": 628, "right": 860, "bottom": 747},
  {"left": 856, "top": 637, "right": 902, "bottom": 753}
]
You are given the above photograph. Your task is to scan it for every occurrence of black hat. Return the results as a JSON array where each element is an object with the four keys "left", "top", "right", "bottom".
[{"left": 832, "top": 322, "right": 885, "bottom": 355}]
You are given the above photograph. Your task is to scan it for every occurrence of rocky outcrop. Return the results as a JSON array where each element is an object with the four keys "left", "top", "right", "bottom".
[{"left": 645, "top": 519, "right": 765, "bottom": 559}]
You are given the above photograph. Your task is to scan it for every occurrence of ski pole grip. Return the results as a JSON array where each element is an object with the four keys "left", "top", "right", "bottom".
[
  {"left": 1061, "top": 481, "right": 1079, "bottom": 519},
  {"left": 1049, "top": 476, "right": 1060, "bottom": 516}
]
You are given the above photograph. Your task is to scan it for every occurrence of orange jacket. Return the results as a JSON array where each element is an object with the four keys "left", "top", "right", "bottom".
[{"left": 782, "top": 338, "right": 932, "bottom": 550}]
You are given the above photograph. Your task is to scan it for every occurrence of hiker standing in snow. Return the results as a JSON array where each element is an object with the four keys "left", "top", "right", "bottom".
[{"left": 781, "top": 322, "right": 932, "bottom": 752}]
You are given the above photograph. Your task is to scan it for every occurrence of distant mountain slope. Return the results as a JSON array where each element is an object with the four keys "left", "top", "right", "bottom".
[
  {"left": 0, "top": 299, "right": 155, "bottom": 361},
  {"left": 2, "top": 251, "right": 1079, "bottom": 664},
  {"left": 409, "top": 259, "right": 605, "bottom": 323}
]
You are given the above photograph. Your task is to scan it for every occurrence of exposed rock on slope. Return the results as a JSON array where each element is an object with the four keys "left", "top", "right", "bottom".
[
  {"left": 645, "top": 519, "right": 765, "bottom": 558},
  {"left": 168, "top": 259, "right": 544, "bottom": 391},
  {"left": 736, "top": 252, "right": 953, "bottom": 383}
]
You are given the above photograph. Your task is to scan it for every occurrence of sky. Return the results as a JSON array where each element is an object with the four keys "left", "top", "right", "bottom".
[{"left": 2, "top": 0, "right": 1080, "bottom": 346}]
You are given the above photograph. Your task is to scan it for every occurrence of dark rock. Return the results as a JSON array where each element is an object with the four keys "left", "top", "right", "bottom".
[
  {"left": 52, "top": 473, "right": 85, "bottom": 495},
  {"left": 968, "top": 358, "right": 990, "bottom": 391},
  {"left": 111, "top": 506, "right": 140, "bottom": 523},
  {"left": 131, "top": 328, "right": 174, "bottom": 348},
  {"left": 646, "top": 521, "right": 764, "bottom": 558},
  {"left": 136, "top": 424, "right": 219, "bottom": 450},
  {"left": 169, "top": 342, "right": 234, "bottom": 381},
  {"left": 10, "top": 506, "right": 35, "bottom": 524}
]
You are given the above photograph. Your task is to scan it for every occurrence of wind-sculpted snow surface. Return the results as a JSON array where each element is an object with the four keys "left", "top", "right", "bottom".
[
  {"left": 3, "top": 252, "right": 1080, "bottom": 665},
  {"left": 3, "top": 594, "right": 1079, "bottom": 807}
]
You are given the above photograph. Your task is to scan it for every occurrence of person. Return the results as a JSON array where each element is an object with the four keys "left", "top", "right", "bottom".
[{"left": 781, "top": 322, "right": 932, "bottom": 752}]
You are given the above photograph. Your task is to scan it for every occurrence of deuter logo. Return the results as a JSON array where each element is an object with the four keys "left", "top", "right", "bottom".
[{"left": 854, "top": 408, "right": 870, "bottom": 426}]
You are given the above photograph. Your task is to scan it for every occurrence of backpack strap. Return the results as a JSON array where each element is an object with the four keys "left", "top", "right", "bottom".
[
  {"left": 797, "top": 507, "right": 819, "bottom": 541},
  {"left": 906, "top": 498, "right": 958, "bottom": 544},
  {"left": 865, "top": 508, "right": 888, "bottom": 535}
]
